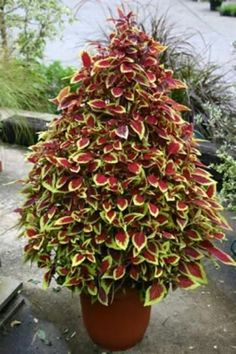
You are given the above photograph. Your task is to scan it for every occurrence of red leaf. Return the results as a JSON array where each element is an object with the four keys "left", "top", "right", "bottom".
[
  {"left": 132, "top": 232, "right": 146, "bottom": 253},
  {"left": 113, "top": 140, "right": 122, "bottom": 150},
  {"left": 120, "top": 63, "right": 133, "bottom": 73},
  {"left": 143, "top": 57, "right": 157, "bottom": 67},
  {"left": 176, "top": 201, "right": 188, "bottom": 211},
  {"left": 186, "top": 263, "right": 205, "bottom": 279},
  {"left": 88, "top": 99, "right": 106, "bottom": 109},
  {"left": 186, "top": 230, "right": 201, "bottom": 241},
  {"left": 117, "top": 198, "right": 128, "bottom": 211},
  {"left": 26, "top": 228, "right": 37, "bottom": 238},
  {"left": 206, "top": 184, "right": 216, "bottom": 198},
  {"left": 146, "top": 71, "right": 156, "bottom": 83},
  {"left": 98, "top": 287, "right": 109, "bottom": 306},
  {"left": 107, "top": 104, "right": 126, "bottom": 114},
  {"left": 73, "top": 152, "right": 93, "bottom": 164},
  {"left": 192, "top": 174, "right": 212, "bottom": 185},
  {"left": 130, "top": 120, "right": 145, "bottom": 139},
  {"left": 165, "top": 161, "right": 175, "bottom": 175},
  {"left": 54, "top": 216, "right": 74, "bottom": 225},
  {"left": 95, "top": 57, "right": 115, "bottom": 68},
  {"left": 209, "top": 232, "right": 225, "bottom": 240},
  {"left": 163, "top": 255, "right": 180, "bottom": 264},
  {"left": 168, "top": 141, "right": 182, "bottom": 155},
  {"left": 133, "top": 194, "right": 144, "bottom": 206},
  {"left": 200, "top": 240, "right": 236, "bottom": 265},
  {"left": 148, "top": 203, "right": 159, "bottom": 217},
  {"left": 103, "top": 153, "right": 118, "bottom": 164},
  {"left": 177, "top": 276, "right": 199, "bottom": 289},
  {"left": 56, "top": 158, "right": 71, "bottom": 168},
  {"left": 124, "top": 91, "right": 134, "bottom": 101},
  {"left": 128, "top": 162, "right": 141, "bottom": 174},
  {"left": 68, "top": 178, "right": 83, "bottom": 191},
  {"left": 81, "top": 51, "right": 92, "bottom": 68},
  {"left": 94, "top": 174, "right": 108, "bottom": 186},
  {"left": 162, "top": 231, "right": 175, "bottom": 239},
  {"left": 184, "top": 247, "right": 204, "bottom": 260},
  {"left": 129, "top": 266, "right": 139, "bottom": 281},
  {"left": 113, "top": 265, "right": 125, "bottom": 280},
  {"left": 115, "top": 230, "right": 129, "bottom": 250},
  {"left": 77, "top": 137, "right": 90, "bottom": 149},
  {"left": 106, "top": 210, "right": 116, "bottom": 223},
  {"left": 108, "top": 176, "right": 117, "bottom": 187},
  {"left": 144, "top": 283, "right": 166, "bottom": 306},
  {"left": 158, "top": 180, "right": 168, "bottom": 193},
  {"left": 147, "top": 174, "right": 159, "bottom": 188},
  {"left": 111, "top": 87, "right": 123, "bottom": 97},
  {"left": 95, "top": 233, "right": 106, "bottom": 244},
  {"left": 71, "top": 72, "right": 87, "bottom": 84}
]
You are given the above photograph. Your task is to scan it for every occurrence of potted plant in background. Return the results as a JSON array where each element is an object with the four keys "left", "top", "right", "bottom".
[
  {"left": 18, "top": 8, "right": 236, "bottom": 352},
  {"left": 209, "top": 0, "right": 223, "bottom": 11}
]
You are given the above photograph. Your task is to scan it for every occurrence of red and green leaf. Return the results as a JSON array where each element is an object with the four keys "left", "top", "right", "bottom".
[
  {"left": 111, "top": 87, "right": 123, "bottom": 97},
  {"left": 72, "top": 254, "right": 85, "bottom": 267},
  {"left": 94, "top": 174, "right": 108, "bottom": 186},
  {"left": 199, "top": 240, "right": 236, "bottom": 266},
  {"left": 113, "top": 265, "right": 125, "bottom": 280},
  {"left": 54, "top": 216, "right": 74, "bottom": 226},
  {"left": 144, "top": 282, "right": 166, "bottom": 306},
  {"left": 117, "top": 198, "right": 128, "bottom": 211},
  {"left": 128, "top": 162, "right": 142, "bottom": 174},
  {"left": 132, "top": 232, "right": 146, "bottom": 253},
  {"left": 148, "top": 203, "right": 159, "bottom": 217},
  {"left": 115, "top": 230, "right": 129, "bottom": 250},
  {"left": 68, "top": 178, "right": 83, "bottom": 191},
  {"left": 77, "top": 137, "right": 90, "bottom": 150},
  {"left": 130, "top": 120, "right": 145, "bottom": 139},
  {"left": 88, "top": 99, "right": 106, "bottom": 110}
]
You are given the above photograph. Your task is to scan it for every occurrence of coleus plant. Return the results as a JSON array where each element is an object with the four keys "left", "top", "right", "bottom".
[{"left": 18, "top": 9, "right": 235, "bottom": 306}]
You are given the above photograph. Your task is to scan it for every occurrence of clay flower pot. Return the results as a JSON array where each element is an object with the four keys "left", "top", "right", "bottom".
[{"left": 80, "top": 288, "right": 151, "bottom": 351}]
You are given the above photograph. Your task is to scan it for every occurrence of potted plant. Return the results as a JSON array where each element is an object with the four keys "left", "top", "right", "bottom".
[
  {"left": 210, "top": 0, "right": 223, "bottom": 11},
  {"left": 18, "top": 8, "right": 235, "bottom": 352}
]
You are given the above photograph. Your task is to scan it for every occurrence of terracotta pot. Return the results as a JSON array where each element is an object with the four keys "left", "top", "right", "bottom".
[{"left": 80, "top": 288, "right": 151, "bottom": 351}]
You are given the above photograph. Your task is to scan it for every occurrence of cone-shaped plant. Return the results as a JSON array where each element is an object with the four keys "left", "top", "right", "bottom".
[{"left": 19, "top": 9, "right": 235, "bottom": 306}]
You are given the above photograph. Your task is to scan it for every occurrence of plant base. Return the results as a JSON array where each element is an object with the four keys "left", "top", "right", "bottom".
[{"left": 80, "top": 288, "right": 151, "bottom": 351}]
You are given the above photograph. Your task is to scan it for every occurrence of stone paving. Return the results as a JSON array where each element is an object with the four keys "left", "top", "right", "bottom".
[
  {"left": 46, "top": 0, "right": 236, "bottom": 77},
  {"left": 0, "top": 144, "right": 236, "bottom": 354}
]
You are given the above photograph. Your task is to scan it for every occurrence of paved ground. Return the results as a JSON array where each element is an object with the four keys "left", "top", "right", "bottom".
[
  {"left": 0, "top": 144, "right": 236, "bottom": 354},
  {"left": 45, "top": 0, "right": 236, "bottom": 78}
]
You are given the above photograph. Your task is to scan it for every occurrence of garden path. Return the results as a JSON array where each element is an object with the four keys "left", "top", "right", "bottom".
[{"left": 45, "top": 0, "right": 236, "bottom": 79}]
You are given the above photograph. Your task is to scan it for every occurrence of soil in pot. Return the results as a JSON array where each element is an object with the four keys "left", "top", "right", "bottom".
[{"left": 80, "top": 288, "right": 151, "bottom": 351}]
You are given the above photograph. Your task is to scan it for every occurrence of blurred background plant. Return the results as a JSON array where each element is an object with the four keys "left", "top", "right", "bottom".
[
  {"left": 196, "top": 103, "right": 236, "bottom": 210},
  {"left": 0, "top": 0, "right": 76, "bottom": 145},
  {"left": 132, "top": 3, "right": 235, "bottom": 139},
  {"left": 0, "top": 0, "right": 73, "bottom": 62}
]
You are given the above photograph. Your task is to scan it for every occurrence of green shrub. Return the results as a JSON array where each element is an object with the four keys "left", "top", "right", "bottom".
[
  {"left": 196, "top": 103, "right": 236, "bottom": 210},
  {"left": 220, "top": 3, "right": 236, "bottom": 16},
  {"left": 37, "top": 61, "right": 75, "bottom": 113},
  {"left": 0, "top": 60, "right": 46, "bottom": 111}
]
